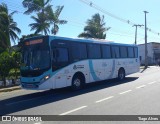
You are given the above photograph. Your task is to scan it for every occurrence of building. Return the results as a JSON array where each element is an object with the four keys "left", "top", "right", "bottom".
[{"left": 138, "top": 42, "right": 160, "bottom": 65}]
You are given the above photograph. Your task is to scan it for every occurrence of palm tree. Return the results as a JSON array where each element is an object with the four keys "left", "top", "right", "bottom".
[
  {"left": 23, "top": 0, "right": 52, "bottom": 35},
  {"left": 0, "top": 50, "right": 12, "bottom": 86},
  {"left": 8, "top": 11, "right": 21, "bottom": 44},
  {"left": 0, "top": 3, "right": 10, "bottom": 49},
  {"left": 22, "top": 0, "right": 52, "bottom": 14},
  {"left": 23, "top": 0, "right": 67, "bottom": 35},
  {"left": 29, "top": 12, "right": 50, "bottom": 35},
  {"left": 0, "top": 3, "right": 21, "bottom": 47},
  {"left": 0, "top": 29, "right": 9, "bottom": 50},
  {"left": 48, "top": 6, "right": 67, "bottom": 35},
  {"left": 78, "top": 13, "right": 110, "bottom": 39}
]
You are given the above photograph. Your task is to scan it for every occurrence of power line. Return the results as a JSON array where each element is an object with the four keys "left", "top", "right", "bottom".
[
  {"left": 1, "top": 0, "right": 160, "bottom": 43},
  {"left": 5, "top": 4, "right": 138, "bottom": 39},
  {"left": 79, "top": 0, "right": 160, "bottom": 37},
  {"left": 79, "top": 0, "right": 132, "bottom": 25}
]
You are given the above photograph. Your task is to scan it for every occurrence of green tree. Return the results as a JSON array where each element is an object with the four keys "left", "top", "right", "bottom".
[
  {"left": 10, "top": 50, "right": 21, "bottom": 80},
  {"left": 19, "top": 33, "right": 42, "bottom": 43},
  {"left": 0, "top": 3, "right": 10, "bottom": 50},
  {"left": 78, "top": 13, "right": 110, "bottom": 39},
  {"left": 23, "top": 0, "right": 52, "bottom": 35},
  {"left": 48, "top": 6, "right": 67, "bottom": 35},
  {"left": 22, "top": 0, "right": 67, "bottom": 35},
  {"left": 0, "top": 50, "right": 12, "bottom": 86},
  {"left": 29, "top": 13, "right": 50, "bottom": 35},
  {"left": 0, "top": 3, "right": 21, "bottom": 48},
  {"left": 22, "top": 0, "right": 52, "bottom": 14},
  {"left": 0, "top": 29, "right": 9, "bottom": 53}
]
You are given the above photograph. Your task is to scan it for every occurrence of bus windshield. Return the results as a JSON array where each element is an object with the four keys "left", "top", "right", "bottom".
[
  {"left": 21, "top": 40, "right": 50, "bottom": 71},
  {"left": 22, "top": 49, "right": 50, "bottom": 70}
]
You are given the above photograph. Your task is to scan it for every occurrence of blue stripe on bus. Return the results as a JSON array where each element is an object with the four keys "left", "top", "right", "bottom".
[{"left": 89, "top": 60, "right": 101, "bottom": 81}]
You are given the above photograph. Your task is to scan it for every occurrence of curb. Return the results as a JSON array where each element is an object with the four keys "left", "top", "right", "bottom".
[{"left": 0, "top": 86, "right": 21, "bottom": 93}]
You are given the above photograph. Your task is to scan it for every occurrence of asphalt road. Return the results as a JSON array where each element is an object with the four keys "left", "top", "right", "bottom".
[{"left": 0, "top": 66, "right": 160, "bottom": 124}]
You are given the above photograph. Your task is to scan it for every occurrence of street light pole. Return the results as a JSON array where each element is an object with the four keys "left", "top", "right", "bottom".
[
  {"left": 133, "top": 24, "right": 144, "bottom": 45},
  {"left": 144, "top": 11, "right": 149, "bottom": 69}
]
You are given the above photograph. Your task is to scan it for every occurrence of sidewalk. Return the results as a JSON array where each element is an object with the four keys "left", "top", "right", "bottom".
[{"left": 0, "top": 85, "right": 21, "bottom": 93}]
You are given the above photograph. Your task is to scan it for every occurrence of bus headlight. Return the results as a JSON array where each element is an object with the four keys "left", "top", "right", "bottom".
[
  {"left": 45, "top": 75, "right": 50, "bottom": 80},
  {"left": 40, "top": 75, "right": 50, "bottom": 83}
]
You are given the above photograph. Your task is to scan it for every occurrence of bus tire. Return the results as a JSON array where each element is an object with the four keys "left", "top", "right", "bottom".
[
  {"left": 118, "top": 68, "right": 125, "bottom": 80},
  {"left": 71, "top": 74, "right": 84, "bottom": 90}
]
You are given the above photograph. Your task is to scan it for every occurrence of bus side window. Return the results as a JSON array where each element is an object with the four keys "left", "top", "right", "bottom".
[
  {"left": 120, "top": 46, "right": 127, "bottom": 58},
  {"left": 111, "top": 46, "right": 120, "bottom": 58},
  {"left": 128, "top": 47, "right": 134, "bottom": 58},
  {"left": 71, "top": 43, "right": 87, "bottom": 62},
  {"left": 134, "top": 47, "right": 138, "bottom": 58},
  {"left": 88, "top": 44, "right": 101, "bottom": 59},
  {"left": 102, "top": 45, "right": 111, "bottom": 59},
  {"left": 56, "top": 48, "right": 69, "bottom": 62},
  {"left": 52, "top": 48, "right": 69, "bottom": 63}
]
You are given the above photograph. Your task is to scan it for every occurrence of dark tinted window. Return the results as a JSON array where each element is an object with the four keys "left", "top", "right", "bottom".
[
  {"left": 120, "top": 46, "right": 127, "bottom": 58},
  {"left": 72, "top": 43, "right": 87, "bottom": 61},
  {"left": 88, "top": 44, "right": 101, "bottom": 59},
  {"left": 102, "top": 45, "right": 111, "bottom": 58},
  {"left": 53, "top": 48, "right": 68, "bottom": 62},
  {"left": 134, "top": 47, "right": 138, "bottom": 58},
  {"left": 128, "top": 47, "right": 134, "bottom": 58},
  {"left": 112, "top": 46, "right": 120, "bottom": 58}
]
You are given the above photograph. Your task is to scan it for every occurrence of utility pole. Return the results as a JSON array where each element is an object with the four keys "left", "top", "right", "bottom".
[
  {"left": 144, "top": 11, "right": 149, "bottom": 69},
  {"left": 133, "top": 24, "right": 144, "bottom": 45}
]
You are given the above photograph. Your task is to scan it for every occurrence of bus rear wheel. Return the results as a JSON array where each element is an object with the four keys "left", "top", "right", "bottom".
[
  {"left": 118, "top": 68, "right": 125, "bottom": 80},
  {"left": 71, "top": 76, "right": 83, "bottom": 90}
]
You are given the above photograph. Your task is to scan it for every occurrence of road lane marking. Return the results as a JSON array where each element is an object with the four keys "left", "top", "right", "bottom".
[
  {"left": 148, "top": 81, "right": 156, "bottom": 85},
  {"left": 119, "top": 90, "right": 132, "bottom": 95},
  {"left": 136, "top": 85, "right": 146, "bottom": 89},
  {"left": 59, "top": 106, "right": 87, "bottom": 115},
  {"left": 95, "top": 96, "right": 114, "bottom": 103}
]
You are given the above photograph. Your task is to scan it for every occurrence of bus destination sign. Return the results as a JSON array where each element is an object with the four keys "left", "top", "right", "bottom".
[{"left": 25, "top": 39, "right": 43, "bottom": 45}]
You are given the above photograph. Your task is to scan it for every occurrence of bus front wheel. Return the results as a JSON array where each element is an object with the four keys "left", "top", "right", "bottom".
[
  {"left": 118, "top": 68, "right": 125, "bottom": 80},
  {"left": 71, "top": 76, "right": 83, "bottom": 90}
]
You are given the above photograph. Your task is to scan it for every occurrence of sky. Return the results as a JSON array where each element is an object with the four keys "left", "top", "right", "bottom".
[{"left": 1, "top": 0, "right": 160, "bottom": 45}]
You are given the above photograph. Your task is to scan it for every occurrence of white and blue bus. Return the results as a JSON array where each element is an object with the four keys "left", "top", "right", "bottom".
[{"left": 20, "top": 35, "right": 140, "bottom": 90}]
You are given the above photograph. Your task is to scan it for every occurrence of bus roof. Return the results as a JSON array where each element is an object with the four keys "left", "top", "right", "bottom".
[
  {"left": 50, "top": 35, "right": 137, "bottom": 47},
  {"left": 24, "top": 35, "right": 137, "bottom": 47}
]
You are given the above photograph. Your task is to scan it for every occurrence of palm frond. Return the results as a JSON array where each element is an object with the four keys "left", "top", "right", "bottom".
[
  {"left": 29, "top": 12, "right": 50, "bottom": 35},
  {"left": 78, "top": 13, "right": 110, "bottom": 39},
  {"left": 55, "top": 6, "right": 64, "bottom": 17},
  {"left": 0, "top": 2, "right": 21, "bottom": 47},
  {"left": 58, "top": 20, "right": 67, "bottom": 24}
]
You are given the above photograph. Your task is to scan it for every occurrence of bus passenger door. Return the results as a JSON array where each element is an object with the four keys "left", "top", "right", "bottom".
[{"left": 52, "top": 47, "right": 69, "bottom": 89}]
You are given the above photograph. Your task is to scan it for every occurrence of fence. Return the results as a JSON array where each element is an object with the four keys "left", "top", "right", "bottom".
[{"left": 0, "top": 79, "right": 20, "bottom": 87}]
